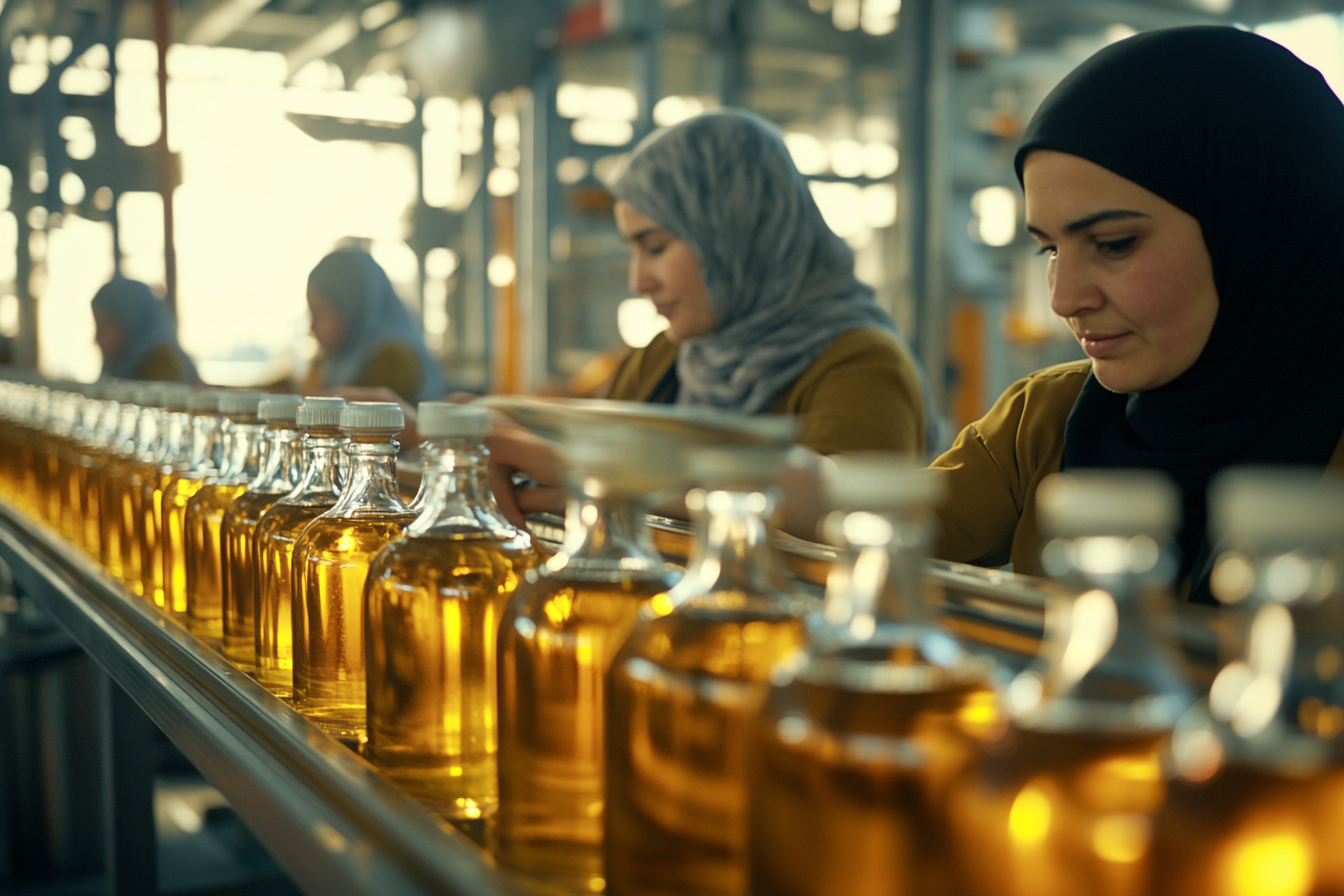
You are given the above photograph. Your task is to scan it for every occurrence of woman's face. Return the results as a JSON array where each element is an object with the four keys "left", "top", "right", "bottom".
[
  {"left": 307, "top": 287, "right": 347, "bottom": 355},
  {"left": 93, "top": 309, "right": 123, "bottom": 360},
  {"left": 1023, "top": 150, "right": 1219, "bottom": 394},
  {"left": 614, "top": 201, "right": 717, "bottom": 342}
]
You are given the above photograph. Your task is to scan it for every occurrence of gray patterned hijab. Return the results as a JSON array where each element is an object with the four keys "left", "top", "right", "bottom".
[{"left": 610, "top": 110, "right": 914, "bottom": 417}]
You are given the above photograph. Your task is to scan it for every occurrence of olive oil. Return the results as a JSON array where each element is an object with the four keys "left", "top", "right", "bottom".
[
  {"left": 292, "top": 402, "right": 413, "bottom": 743},
  {"left": 365, "top": 403, "right": 534, "bottom": 822},
  {"left": 162, "top": 392, "right": 225, "bottom": 617},
  {"left": 137, "top": 385, "right": 192, "bottom": 609}
]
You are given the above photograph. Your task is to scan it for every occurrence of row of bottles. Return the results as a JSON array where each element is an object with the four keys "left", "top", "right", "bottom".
[{"left": 3, "top": 373, "right": 1344, "bottom": 896}]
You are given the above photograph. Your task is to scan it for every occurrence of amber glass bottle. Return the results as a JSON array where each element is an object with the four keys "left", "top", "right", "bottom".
[
  {"left": 220, "top": 395, "right": 303, "bottom": 671},
  {"left": 69, "top": 387, "right": 107, "bottom": 557},
  {"left": 161, "top": 391, "right": 226, "bottom": 617},
  {"left": 365, "top": 402, "right": 535, "bottom": 822},
  {"left": 118, "top": 385, "right": 168, "bottom": 598},
  {"left": 254, "top": 397, "right": 346, "bottom": 699},
  {"left": 97, "top": 385, "right": 143, "bottom": 580},
  {"left": 493, "top": 425, "right": 682, "bottom": 893},
  {"left": 184, "top": 391, "right": 266, "bottom": 646},
  {"left": 138, "top": 384, "right": 192, "bottom": 610},
  {"left": 1154, "top": 470, "right": 1344, "bottom": 896},
  {"left": 606, "top": 442, "right": 814, "bottom": 896},
  {"left": 749, "top": 458, "right": 999, "bottom": 896},
  {"left": 292, "top": 402, "right": 415, "bottom": 743},
  {"left": 947, "top": 471, "right": 1192, "bottom": 896}
]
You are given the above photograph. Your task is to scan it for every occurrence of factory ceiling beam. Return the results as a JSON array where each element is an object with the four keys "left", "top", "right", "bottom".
[
  {"left": 286, "top": 13, "right": 358, "bottom": 76},
  {"left": 183, "top": 0, "right": 273, "bottom": 46}
]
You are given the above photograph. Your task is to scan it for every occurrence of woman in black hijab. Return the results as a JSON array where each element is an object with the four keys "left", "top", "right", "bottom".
[{"left": 929, "top": 26, "right": 1344, "bottom": 601}]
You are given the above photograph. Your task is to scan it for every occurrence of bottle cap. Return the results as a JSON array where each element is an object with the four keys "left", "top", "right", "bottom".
[
  {"left": 297, "top": 397, "right": 346, "bottom": 427},
  {"left": 687, "top": 444, "right": 791, "bottom": 490},
  {"left": 1037, "top": 470, "right": 1179, "bottom": 539},
  {"left": 219, "top": 390, "right": 265, "bottom": 418},
  {"left": 1211, "top": 467, "right": 1344, "bottom": 548},
  {"left": 418, "top": 402, "right": 489, "bottom": 439},
  {"left": 825, "top": 454, "right": 945, "bottom": 512},
  {"left": 259, "top": 394, "right": 303, "bottom": 423},
  {"left": 188, "top": 389, "right": 226, "bottom": 412},
  {"left": 340, "top": 401, "right": 404, "bottom": 432},
  {"left": 562, "top": 424, "right": 684, "bottom": 494},
  {"left": 161, "top": 384, "right": 192, "bottom": 411}
]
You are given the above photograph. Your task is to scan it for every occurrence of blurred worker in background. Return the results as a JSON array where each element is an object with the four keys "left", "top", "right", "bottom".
[
  {"left": 92, "top": 277, "right": 199, "bottom": 383},
  {"left": 607, "top": 109, "right": 932, "bottom": 457},
  {"left": 929, "top": 26, "right": 1344, "bottom": 602},
  {"left": 303, "top": 248, "right": 445, "bottom": 406}
]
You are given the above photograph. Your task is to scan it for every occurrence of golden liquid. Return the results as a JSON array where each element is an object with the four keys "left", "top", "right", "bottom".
[
  {"left": 56, "top": 447, "right": 79, "bottom": 542},
  {"left": 947, "top": 726, "right": 1167, "bottom": 896},
  {"left": 254, "top": 502, "right": 335, "bottom": 699},
  {"left": 292, "top": 514, "right": 415, "bottom": 741},
  {"left": 1154, "top": 762, "right": 1344, "bottom": 896},
  {"left": 494, "top": 572, "right": 680, "bottom": 891},
  {"left": 221, "top": 489, "right": 287, "bottom": 671},
  {"left": 364, "top": 533, "right": 534, "bottom": 820},
  {"left": 606, "top": 608, "right": 808, "bottom": 896},
  {"left": 118, "top": 461, "right": 151, "bottom": 595},
  {"left": 139, "top": 468, "right": 173, "bottom": 608},
  {"left": 162, "top": 474, "right": 208, "bottom": 616},
  {"left": 749, "top": 665, "right": 998, "bottom": 896},
  {"left": 98, "top": 457, "right": 126, "bottom": 578},
  {"left": 185, "top": 482, "right": 247, "bottom": 644}
]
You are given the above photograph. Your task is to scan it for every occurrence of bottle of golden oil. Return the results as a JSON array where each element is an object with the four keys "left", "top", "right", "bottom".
[
  {"left": 46, "top": 386, "right": 84, "bottom": 544},
  {"left": 946, "top": 471, "right": 1192, "bottom": 896},
  {"left": 96, "top": 383, "right": 143, "bottom": 580},
  {"left": 220, "top": 394, "right": 303, "bottom": 672},
  {"left": 118, "top": 385, "right": 168, "bottom": 598},
  {"left": 138, "top": 384, "right": 192, "bottom": 610},
  {"left": 161, "top": 390, "right": 227, "bottom": 617},
  {"left": 749, "top": 457, "right": 999, "bottom": 896},
  {"left": 82, "top": 383, "right": 128, "bottom": 562},
  {"left": 1154, "top": 471, "right": 1344, "bottom": 896},
  {"left": 364, "top": 402, "right": 534, "bottom": 825},
  {"left": 493, "top": 424, "right": 682, "bottom": 893},
  {"left": 62, "top": 386, "right": 102, "bottom": 551},
  {"left": 291, "top": 402, "right": 415, "bottom": 744},
  {"left": 184, "top": 391, "right": 267, "bottom": 646},
  {"left": 254, "top": 397, "right": 346, "bottom": 700},
  {"left": 606, "top": 440, "right": 815, "bottom": 896}
]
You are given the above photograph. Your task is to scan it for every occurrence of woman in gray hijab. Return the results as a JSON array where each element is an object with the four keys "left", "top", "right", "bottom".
[{"left": 606, "top": 109, "right": 930, "bottom": 457}]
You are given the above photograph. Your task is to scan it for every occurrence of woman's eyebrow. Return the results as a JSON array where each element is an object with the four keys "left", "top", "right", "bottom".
[
  {"left": 1064, "top": 209, "right": 1149, "bottom": 232},
  {"left": 627, "top": 227, "right": 664, "bottom": 243}
]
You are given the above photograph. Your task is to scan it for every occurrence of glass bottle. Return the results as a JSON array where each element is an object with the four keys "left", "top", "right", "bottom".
[
  {"left": 254, "top": 397, "right": 346, "bottom": 700},
  {"left": 119, "top": 385, "right": 166, "bottom": 597},
  {"left": 185, "top": 391, "right": 266, "bottom": 645},
  {"left": 97, "top": 384, "right": 140, "bottom": 580},
  {"left": 292, "top": 402, "right": 415, "bottom": 743},
  {"left": 749, "top": 457, "right": 999, "bottom": 896},
  {"left": 364, "top": 402, "right": 536, "bottom": 824},
  {"left": 138, "top": 384, "right": 193, "bottom": 610},
  {"left": 493, "top": 425, "right": 682, "bottom": 893},
  {"left": 220, "top": 394, "right": 303, "bottom": 671},
  {"left": 71, "top": 386, "right": 107, "bottom": 557},
  {"left": 1154, "top": 469, "right": 1344, "bottom": 896},
  {"left": 606, "top": 443, "right": 815, "bottom": 896},
  {"left": 948, "top": 470, "right": 1191, "bottom": 896},
  {"left": 161, "top": 390, "right": 226, "bottom": 617}
]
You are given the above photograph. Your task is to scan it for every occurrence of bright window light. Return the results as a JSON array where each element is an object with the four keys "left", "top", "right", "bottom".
[
  {"left": 0, "top": 212, "right": 16, "bottom": 280},
  {"left": 61, "top": 116, "right": 97, "bottom": 160},
  {"left": 0, "top": 294, "right": 18, "bottom": 337},
  {"left": 784, "top": 132, "right": 828, "bottom": 175},
  {"left": 116, "top": 73, "right": 160, "bottom": 146},
  {"left": 1258, "top": 14, "right": 1344, "bottom": 101},
  {"left": 10, "top": 65, "right": 48, "bottom": 95},
  {"left": 423, "top": 96, "right": 459, "bottom": 130},
  {"left": 832, "top": 0, "right": 860, "bottom": 31},
  {"left": 487, "top": 254, "right": 516, "bottom": 287},
  {"left": 572, "top": 118, "right": 633, "bottom": 147},
  {"left": 617, "top": 297, "right": 670, "bottom": 348},
  {"left": 862, "top": 183, "right": 897, "bottom": 228},
  {"left": 556, "top": 156, "right": 588, "bottom": 184},
  {"left": 829, "top": 138, "right": 865, "bottom": 178},
  {"left": 487, "top": 167, "right": 520, "bottom": 197},
  {"left": 422, "top": 127, "right": 461, "bottom": 208},
  {"left": 425, "top": 247, "right": 459, "bottom": 280},
  {"left": 972, "top": 185, "right": 1017, "bottom": 247},
  {"left": 116, "top": 39, "right": 158, "bottom": 74},
  {"left": 0, "top": 167, "right": 11, "bottom": 211},
  {"left": 60, "top": 172, "right": 86, "bottom": 205},
  {"left": 494, "top": 112, "right": 520, "bottom": 148},
  {"left": 42, "top": 215, "right": 114, "bottom": 382},
  {"left": 862, "top": 143, "right": 898, "bottom": 179},
  {"left": 653, "top": 95, "right": 710, "bottom": 127},
  {"left": 557, "top": 82, "right": 638, "bottom": 122},
  {"left": 361, "top": 0, "right": 401, "bottom": 31},
  {"left": 809, "top": 180, "right": 864, "bottom": 238}
]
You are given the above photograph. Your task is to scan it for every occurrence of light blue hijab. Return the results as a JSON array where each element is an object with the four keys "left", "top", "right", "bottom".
[
  {"left": 307, "top": 249, "right": 444, "bottom": 403},
  {"left": 91, "top": 277, "right": 198, "bottom": 382}
]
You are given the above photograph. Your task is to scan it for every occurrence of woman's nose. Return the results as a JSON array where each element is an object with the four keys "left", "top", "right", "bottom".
[
  {"left": 1049, "top": 253, "right": 1105, "bottom": 319},
  {"left": 629, "top": 254, "right": 658, "bottom": 295}
]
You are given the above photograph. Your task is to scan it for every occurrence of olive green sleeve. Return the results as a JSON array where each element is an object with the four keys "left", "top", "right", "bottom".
[
  {"left": 135, "top": 344, "right": 190, "bottom": 383},
  {"left": 357, "top": 342, "right": 423, "bottom": 405}
]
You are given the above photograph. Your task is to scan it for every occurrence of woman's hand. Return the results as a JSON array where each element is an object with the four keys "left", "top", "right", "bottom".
[{"left": 485, "top": 421, "right": 567, "bottom": 529}]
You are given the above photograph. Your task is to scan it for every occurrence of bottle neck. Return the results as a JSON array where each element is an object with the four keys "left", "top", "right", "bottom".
[
  {"left": 112, "top": 405, "right": 141, "bottom": 456},
  {"left": 287, "top": 432, "right": 346, "bottom": 502},
  {"left": 185, "top": 413, "right": 221, "bottom": 470},
  {"left": 822, "top": 510, "right": 935, "bottom": 629},
  {"left": 678, "top": 487, "right": 787, "bottom": 600},
  {"left": 134, "top": 408, "right": 163, "bottom": 463},
  {"left": 154, "top": 411, "right": 189, "bottom": 466},
  {"left": 407, "top": 438, "right": 516, "bottom": 538},
  {"left": 327, "top": 436, "right": 408, "bottom": 516},
  {"left": 218, "top": 421, "right": 266, "bottom": 485},
  {"left": 554, "top": 472, "right": 662, "bottom": 573},
  {"left": 248, "top": 425, "right": 301, "bottom": 492}
]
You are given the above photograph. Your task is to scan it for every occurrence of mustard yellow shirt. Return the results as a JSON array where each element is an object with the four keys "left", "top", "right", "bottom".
[
  {"left": 609, "top": 328, "right": 927, "bottom": 456},
  {"left": 931, "top": 359, "right": 1344, "bottom": 576},
  {"left": 301, "top": 342, "right": 424, "bottom": 406}
]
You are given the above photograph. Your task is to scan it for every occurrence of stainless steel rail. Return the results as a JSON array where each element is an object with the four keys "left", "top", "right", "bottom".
[{"left": 0, "top": 501, "right": 521, "bottom": 896}]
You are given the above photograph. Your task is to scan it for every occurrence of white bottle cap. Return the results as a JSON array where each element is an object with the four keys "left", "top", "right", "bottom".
[
  {"left": 219, "top": 390, "right": 266, "bottom": 418},
  {"left": 258, "top": 394, "right": 303, "bottom": 423},
  {"left": 1037, "top": 470, "right": 1180, "bottom": 539},
  {"left": 825, "top": 453, "right": 945, "bottom": 512},
  {"left": 297, "top": 397, "right": 346, "bottom": 427},
  {"left": 1211, "top": 467, "right": 1344, "bottom": 548},
  {"left": 340, "top": 401, "right": 404, "bottom": 432},
  {"left": 687, "top": 444, "right": 791, "bottom": 489},
  {"left": 188, "top": 389, "right": 226, "bottom": 412},
  {"left": 419, "top": 402, "right": 489, "bottom": 439},
  {"left": 562, "top": 424, "right": 684, "bottom": 494}
]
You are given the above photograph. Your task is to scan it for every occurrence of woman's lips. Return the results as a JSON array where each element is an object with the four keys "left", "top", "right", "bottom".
[{"left": 1079, "top": 332, "right": 1130, "bottom": 359}]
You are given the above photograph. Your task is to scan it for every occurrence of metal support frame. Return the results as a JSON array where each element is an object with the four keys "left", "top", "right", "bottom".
[{"left": 99, "top": 670, "right": 158, "bottom": 895}]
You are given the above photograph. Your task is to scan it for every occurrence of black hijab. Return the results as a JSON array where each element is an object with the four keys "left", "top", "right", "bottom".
[{"left": 1015, "top": 27, "right": 1344, "bottom": 602}]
